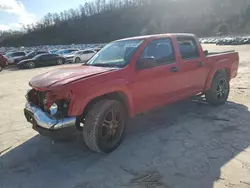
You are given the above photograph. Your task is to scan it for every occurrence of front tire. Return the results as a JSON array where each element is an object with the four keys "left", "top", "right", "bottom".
[
  {"left": 205, "top": 72, "right": 230, "bottom": 106},
  {"left": 83, "top": 100, "right": 127, "bottom": 154},
  {"left": 57, "top": 59, "right": 64, "bottom": 65}
]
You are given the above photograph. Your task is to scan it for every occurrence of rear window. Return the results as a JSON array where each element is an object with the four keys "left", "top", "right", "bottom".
[{"left": 177, "top": 37, "right": 199, "bottom": 59}]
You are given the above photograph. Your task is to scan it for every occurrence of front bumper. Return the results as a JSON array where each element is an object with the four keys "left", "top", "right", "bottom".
[
  {"left": 24, "top": 102, "right": 77, "bottom": 139},
  {"left": 65, "top": 58, "right": 73, "bottom": 63}
]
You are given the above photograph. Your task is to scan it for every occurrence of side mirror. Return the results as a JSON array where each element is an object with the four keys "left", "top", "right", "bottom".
[
  {"left": 136, "top": 57, "right": 156, "bottom": 70},
  {"left": 204, "top": 50, "right": 208, "bottom": 56}
]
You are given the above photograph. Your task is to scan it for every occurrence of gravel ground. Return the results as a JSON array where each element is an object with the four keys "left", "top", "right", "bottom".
[{"left": 0, "top": 44, "right": 250, "bottom": 188}]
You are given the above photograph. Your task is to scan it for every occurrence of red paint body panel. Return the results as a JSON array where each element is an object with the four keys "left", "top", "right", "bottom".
[
  {"left": 0, "top": 54, "right": 7, "bottom": 67},
  {"left": 29, "top": 66, "right": 116, "bottom": 89},
  {"left": 28, "top": 33, "right": 239, "bottom": 118}
]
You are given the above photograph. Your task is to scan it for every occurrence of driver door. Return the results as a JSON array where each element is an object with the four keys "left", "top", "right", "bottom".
[
  {"left": 37, "top": 54, "right": 53, "bottom": 66},
  {"left": 132, "top": 38, "right": 183, "bottom": 114}
]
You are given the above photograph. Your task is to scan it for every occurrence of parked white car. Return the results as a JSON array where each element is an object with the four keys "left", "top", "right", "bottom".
[
  {"left": 5, "top": 51, "right": 26, "bottom": 64},
  {"left": 73, "top": 49, "right": 97, "bottom": 63}
]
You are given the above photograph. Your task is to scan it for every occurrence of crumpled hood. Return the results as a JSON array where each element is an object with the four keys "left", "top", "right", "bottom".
[{"left": 30, "top": 65, "right": 115, "bottom": 88}]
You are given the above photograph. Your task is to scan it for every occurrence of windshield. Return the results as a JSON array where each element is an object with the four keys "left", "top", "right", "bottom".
[
  {"left": 57, "top": 50, "right": 77, "bottom": 55},
  {"left": 86, "top": 39, "right": 143, "bottom": 68},
  {"left": 26, "top": 52, "right": 36, "bottom": 58},
  {"left": 69, "top": 51, "right": 77, "bottom": 55}
]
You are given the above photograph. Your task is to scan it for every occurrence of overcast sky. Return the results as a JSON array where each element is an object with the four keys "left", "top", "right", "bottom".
[{"left": 0, "top": 0, "right": 88, "bottom": 31}]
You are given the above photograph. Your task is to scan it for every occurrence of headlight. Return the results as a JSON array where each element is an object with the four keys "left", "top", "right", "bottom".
[{"left": 49, "top": 103, "right": 58, "bottom": 115}]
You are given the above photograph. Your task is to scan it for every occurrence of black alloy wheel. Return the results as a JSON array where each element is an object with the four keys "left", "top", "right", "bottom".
[
  {"left": 205, "top": 72, "right": 230, "bottom": 106},
  {"left": 83, "top": 100, "right": 127, "bottom": 154}
]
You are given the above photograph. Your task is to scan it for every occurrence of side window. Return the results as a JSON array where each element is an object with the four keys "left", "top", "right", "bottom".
[
  {"left": 177, "top": 37, "right": 199, "bottom": 60},
  {"left": 38, "top": 55, "right": 46, "bottom": 60},
  {"left": 82, "top": 51, "right": 89, "bottom": 54},
  {"left": 17, "top": 52, "right": 25, "bottom": 56},
  {"left": 12, "top": 52, "right": 24, "bottom": 56},
  {"left": 140, "top": 38, "right": 175, "bottom": 65},
  {"left": 40, "top": 54, "right": 51, "bottom": 60}
]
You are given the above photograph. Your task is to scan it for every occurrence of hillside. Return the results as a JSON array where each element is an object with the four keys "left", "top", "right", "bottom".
[{"left": 1, "top": 0, "right": 250, "bottom": 46}]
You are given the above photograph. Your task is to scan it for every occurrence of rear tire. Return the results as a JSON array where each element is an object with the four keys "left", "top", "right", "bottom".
[
  {"left": 83, "top": 100, "right": 127, "bottom": 154},
  {"left": 75, "top": 57, "right": 81, "bottom": 63},
  {"left": 205, "top": 72, "right": 230, "bottom": 106}
]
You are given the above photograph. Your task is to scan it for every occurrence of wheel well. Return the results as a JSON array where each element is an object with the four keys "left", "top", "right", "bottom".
[
  {"left": 81, "top": 91, "right": 129, "bottom": 120},
  {"left": 215, "top": 68, "right": 230, "bottom": 80}
]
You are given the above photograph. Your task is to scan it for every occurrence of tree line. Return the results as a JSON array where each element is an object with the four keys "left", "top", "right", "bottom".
[{"left": 1, "top": 0, "right": 250, "bottom": 46}]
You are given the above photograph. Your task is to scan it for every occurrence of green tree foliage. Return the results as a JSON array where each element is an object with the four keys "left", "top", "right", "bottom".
[{"left": 1, "top": 0, "right": 250, "bottom": 46}]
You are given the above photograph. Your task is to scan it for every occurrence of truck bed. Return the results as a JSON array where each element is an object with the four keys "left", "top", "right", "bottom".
[
  {"left": 204, "top": 50, "right": 239, "bottom": 80},
  {"left": 206, "top": 50, "right": 235, "bottom": 57}
]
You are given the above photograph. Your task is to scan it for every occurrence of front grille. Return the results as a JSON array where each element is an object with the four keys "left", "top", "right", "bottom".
[{"left": 27, "top": 89, "right": 46, "bottom": 110}]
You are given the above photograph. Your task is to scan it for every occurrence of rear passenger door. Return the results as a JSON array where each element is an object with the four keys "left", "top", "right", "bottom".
[
  {"left": 80, "top": 51, "right": 91, "bottom": 61},
  {"left": 177, "top": 37, "right": 208, "bottom": 95},
  {"left": 86, "top": 50, "right": 96, "bottom": 59}
]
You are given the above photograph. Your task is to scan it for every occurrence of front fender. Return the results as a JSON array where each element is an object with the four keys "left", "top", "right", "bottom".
[{"left": 68, "top": 79, "right": 134, "bottom": 117}]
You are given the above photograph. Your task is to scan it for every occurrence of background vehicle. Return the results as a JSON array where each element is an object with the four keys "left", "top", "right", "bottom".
[
  {"left": 5, "top": 52, "right": 26, "bottom": 65},
  {"left": 24, "top": 33, "right": 239, "bottom": 154},
  {"left": 64, "top": 51, "right": 79, "bottom": 63},
  {"left": 73, "top": 49, "right": 97, "bottom": 63},
  {"left": 17, "top": 53, "right": 65, "bottom": 69},
  {"left": 14, "top": 51, "right": 48, "bottom": 64},
  {"left": 56, "top": 49, "right": 79, "bottom": 56},
  {"left": 92, "top": 47, "right": 102, "bottom": 52}
]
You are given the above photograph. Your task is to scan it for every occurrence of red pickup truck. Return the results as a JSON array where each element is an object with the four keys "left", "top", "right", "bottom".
[
  {"left": 0, "top": 54, "right": 8, "bottom": 72},
  {"left": 24, "top": 33, "right": 239, "bottom": 153}
]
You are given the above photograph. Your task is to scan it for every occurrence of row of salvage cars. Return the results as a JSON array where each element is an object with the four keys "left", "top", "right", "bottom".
[
  {"left": 199, "top": 36, "right": 250, "bottom": 45},
  {"left": 2, "top": 47, "right": 101, "bottom": 69}
]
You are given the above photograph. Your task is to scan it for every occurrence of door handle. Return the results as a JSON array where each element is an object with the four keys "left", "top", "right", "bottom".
[
  {"left": 197, "top": 62, "right": 205, "bottom": 67},
  {"left": 170, "top": 67, "right": 179, "bottom": 72}
]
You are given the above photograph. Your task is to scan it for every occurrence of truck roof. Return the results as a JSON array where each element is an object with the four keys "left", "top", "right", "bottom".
[{"left": 116, "top": 33, "right": 196, "bottom": 42}]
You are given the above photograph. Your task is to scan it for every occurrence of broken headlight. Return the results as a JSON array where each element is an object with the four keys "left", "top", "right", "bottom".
[{"left": 49, "top": 103, "right": 58, "bottom": 116}]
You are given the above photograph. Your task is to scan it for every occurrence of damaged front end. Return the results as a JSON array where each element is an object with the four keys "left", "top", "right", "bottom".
[{"left": 24, "top": 89, "right": 77, "bottom": 139}]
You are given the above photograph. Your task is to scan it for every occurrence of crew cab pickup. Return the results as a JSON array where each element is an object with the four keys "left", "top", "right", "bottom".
[{"left": 24, "top": 33, "right": 239, "bottom": 153}]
